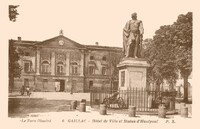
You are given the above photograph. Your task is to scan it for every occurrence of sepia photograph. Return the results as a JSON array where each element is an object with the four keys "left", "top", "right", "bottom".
[{"left": 0, "top": 0, "right": 199, "bottom": 129}]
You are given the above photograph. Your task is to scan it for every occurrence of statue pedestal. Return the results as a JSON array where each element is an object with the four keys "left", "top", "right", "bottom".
[{"left": 117, "top": 58, "right": 150, "bottom": 90}]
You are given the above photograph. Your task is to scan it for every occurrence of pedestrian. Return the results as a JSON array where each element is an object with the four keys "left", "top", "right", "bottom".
[
  {"left": 20, "top": 85, "right": 25, "bottom": 95},
  {"left": 26, "top": 86, "right": 30, "bottom": 96}
]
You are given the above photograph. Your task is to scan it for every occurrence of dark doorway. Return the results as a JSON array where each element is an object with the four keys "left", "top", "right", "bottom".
[
  {"left": 24, "top": 79, "right": 29, "bottom": 87},
  {"left": 59, "top": 80, "right": 65, "bottom": 92},
  {"left": 89, "top": 80, "right": 93, "bottom": 90},
  {"left": 43, "top": 79, "right": 48, "bottom": 90}
]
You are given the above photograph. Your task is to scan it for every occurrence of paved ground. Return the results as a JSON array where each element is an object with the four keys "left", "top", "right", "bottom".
[
  {"left": 9, "top": 92, "right": 90, "bottom": 101},
  {"left": 8, "top": 91, "right": 192, "bottom": 121},
  {"left": 9, "top": 98, "right": 192, "bottom": 118}
]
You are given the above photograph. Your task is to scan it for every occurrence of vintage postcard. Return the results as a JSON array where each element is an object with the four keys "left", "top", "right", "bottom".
[{"left": 0, "top": 0, "right": 199, "bottom": 129}]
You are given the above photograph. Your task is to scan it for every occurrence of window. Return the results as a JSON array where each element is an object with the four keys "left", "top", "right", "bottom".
[
  {"left": 102, "top": 56, "right": 107, "bottom": 61},
  {"left": 121, "top": 71, "right": 125, "bottom": 87},
  {"left": 90, "top": 56, "right": 94, "bottom": 60},
  {"left": 41, "top": 61, "right": 50, "bottom": 73},
  {"left": 89, "top": 66, "right": 95, "bottom": 75},
  {"left": 102, "top": 67, "right": 106, "bottom": 75},
  {"left": 72, "top": 66, "right": 78, "bottom": 74},
  {"left": 89, "top": 81, "right": 93, "bottom": 90},
  {"left": 71, "top": 62, "right": 78, "bottom": 74},
  {"left": 57, "top": 62, "right": 64, "bottom": 74},
  {"left": 24, "top": 61, "right": 31, "bottom": 72},
  {"left": 25, "top": 52, "right": 30, "bottom": 56}
]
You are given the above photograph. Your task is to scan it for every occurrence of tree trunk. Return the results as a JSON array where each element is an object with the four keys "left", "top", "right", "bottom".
[
  {"left": 169, "top": 82, "right": 174, "bottom": 91},
  {"left": 183, "top": 74, "right": 189, "bottom": 103},
  {"left": 110, "top": 79, "right": 112, "bottom": 90},
  {"left": 156, "top": 80, "right": 161, "bottom": 91},
  {"left": 155, "top": 80, "right": 161, "bottom": 100}
]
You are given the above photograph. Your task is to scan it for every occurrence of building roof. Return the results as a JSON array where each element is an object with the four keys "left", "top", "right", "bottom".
[
  {"left": 11, "top": 39, "right": 40, "bottom": 47},
  {"left": 38, "top": 35, "right": 85, "bottom": 49},
  {"left": 86, "top": 45, "right": 122, "bottom": 51},
  {"left": 11, "top": 35, "right": 122, "bottom": 51}
]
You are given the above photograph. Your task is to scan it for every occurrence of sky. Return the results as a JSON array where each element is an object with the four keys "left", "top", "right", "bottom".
[{"left": 2, "top": 0, "right": 196, "bottom": 48}]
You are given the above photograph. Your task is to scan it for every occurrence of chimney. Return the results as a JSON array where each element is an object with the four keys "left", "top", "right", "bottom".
[
  {"left": 18, "top": 37, "right": 21, "bottom": 41},
  {"left": 95, "top": 42, "right": 99, "bottom": 46}
]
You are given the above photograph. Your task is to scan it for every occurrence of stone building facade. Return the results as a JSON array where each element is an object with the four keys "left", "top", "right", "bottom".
[{"left": 11, "top": 34, "right": 122, "bottom": 92}]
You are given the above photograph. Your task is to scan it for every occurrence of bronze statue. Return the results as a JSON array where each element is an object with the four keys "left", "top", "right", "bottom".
[{"left": 123, "top": 13, "right": 144, "bottom": 58}]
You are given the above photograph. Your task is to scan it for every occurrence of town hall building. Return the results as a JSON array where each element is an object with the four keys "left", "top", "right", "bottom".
[{"left": 10, "top": 32, "right": 122, "bottom": 93}]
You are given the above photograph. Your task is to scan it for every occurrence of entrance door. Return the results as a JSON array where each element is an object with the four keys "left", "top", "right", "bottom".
[
  {"left": 59, "top": 80, "right": 65, "bottom": 92},
  {"left": 24, "top": 79, "right": 29, "bottom": 87},
  {"left": 43, "top": 79, "right": 48, "bottom": 91},
  {"left": 89, "top": 80, "right": 93, "bottom": 90}
]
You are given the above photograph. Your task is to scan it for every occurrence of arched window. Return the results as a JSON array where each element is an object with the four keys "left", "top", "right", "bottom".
[
  {"left": 89, "top": 64, "right": 95, "bottom": 75},
  {"left": 41, "top": 61, "right": 50, "bottom": 73},
  {"left": 71, "top": 62, "right": 78, "bottom": 74},
  {"left": 24, "top": 60, "right": 32, "bottom": 72},
  {"left": 57, "top": 62, "right": 64, "bottom": 74},
  {"left": 88, "top": 61, "right": 96, "bottom": 75}
]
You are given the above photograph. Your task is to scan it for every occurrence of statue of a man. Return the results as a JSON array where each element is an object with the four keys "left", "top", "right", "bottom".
[{"left": 123, "top": 13, "right": 144, "bottom": 58}]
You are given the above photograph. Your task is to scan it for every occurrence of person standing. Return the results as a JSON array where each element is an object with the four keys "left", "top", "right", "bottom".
[{"left": 26, "top": 86, "right": 30, "bottom": 96}]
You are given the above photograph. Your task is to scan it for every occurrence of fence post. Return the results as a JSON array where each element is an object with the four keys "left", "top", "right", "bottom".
[
  {"left": 127, "top": 88, "right": 129, "bottom": 109},
  {"left": 130, "top": 88, "right": 132, "bottom": 108},
  {"left": 79, "top": 102, "right": 86, "bottom": 112},
  {"left": 181, "top": 106, "right": 188, "bottom": 118},
  {"left": 141, "top": 88, "right": 143, "bottom": 111},
  {"left": 90, "top": 90, "right": 92, "bottom": 107},
  {"left": 180, "top": 103, "right": 188, "bottom": 118},
  {"left": 100, "top": 104, "right": 107, "bottom": 115},
  {"left": 144, "top": 88, "right": 146, "bottom": 111},
  {"left": 132, "top": 88, "right": 134, "bottom": 110},
  {"left": 158, "top": 104, "right": 166, "bottom": 118},
  {"left": 128, "top": 106, "right": 136, "bottom": 117},
  {"left": 180, "top": 102, "right": 186, "bottom": 113}
]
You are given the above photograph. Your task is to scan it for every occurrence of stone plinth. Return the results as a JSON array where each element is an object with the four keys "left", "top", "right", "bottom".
[{"left": 117, "top": 58, "right": 150, "bottom": 90}]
